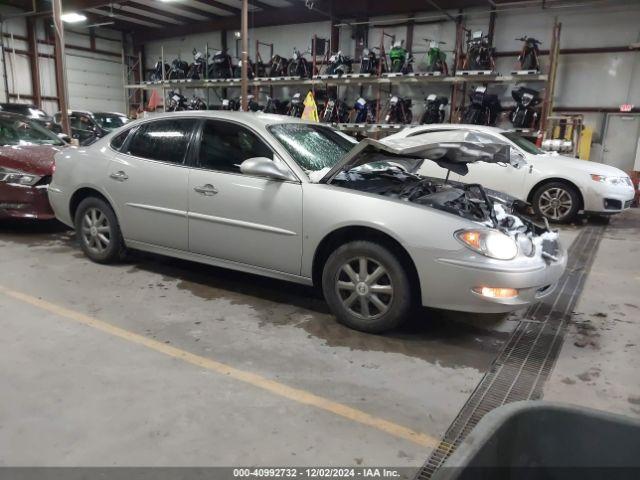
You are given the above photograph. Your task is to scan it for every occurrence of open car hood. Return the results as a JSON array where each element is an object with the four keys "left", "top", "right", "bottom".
[{"left": 319, "top": 136, "right": 510, "bottom": 183}]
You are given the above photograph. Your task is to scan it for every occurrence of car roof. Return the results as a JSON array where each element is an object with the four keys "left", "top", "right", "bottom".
[
  {"left": 128, "top": 110, "right": 310, "bottom": 129},
  {"left": 0, "top": 111, "right": 29, "bottom": 120},
  {"left": 398, "top": 124, "right": 508, "bottom": 136}
]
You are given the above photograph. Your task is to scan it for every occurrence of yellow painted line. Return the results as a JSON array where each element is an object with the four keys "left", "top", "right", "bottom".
[{"left": 0, "top": 284, "right": 440, "bottom": 449}]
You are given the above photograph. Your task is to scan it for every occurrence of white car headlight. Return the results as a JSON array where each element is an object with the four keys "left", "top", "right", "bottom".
[
  {"left": 0, "top": 167, "right": 43, "bottom": 186},
  {"left": 455, "top": 229, "right": 518, "bottom": 260},
  {"left": 590, "top": 174, "right": 632, "bottom": 187}
]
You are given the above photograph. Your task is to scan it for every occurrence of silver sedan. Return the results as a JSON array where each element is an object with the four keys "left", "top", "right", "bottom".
[{"left": 48, "top": 112, "right": 566, "bottom": 333}]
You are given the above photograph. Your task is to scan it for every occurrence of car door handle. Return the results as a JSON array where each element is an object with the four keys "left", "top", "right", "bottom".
[
  {"left": 109, "top": 171, "right": 129, "bottom": 181},
  {"left": 194, "top": 184, "right": 218, "bottom": 196}
]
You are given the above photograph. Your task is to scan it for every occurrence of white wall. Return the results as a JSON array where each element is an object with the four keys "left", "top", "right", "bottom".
[{"left": 0, "top": 5, "right": 126, "bottom": 115}]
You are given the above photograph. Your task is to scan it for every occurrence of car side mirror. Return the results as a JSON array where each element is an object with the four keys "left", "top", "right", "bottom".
[
  {"left": 240, "top": 157, "right": 296, "bottom": 182},
  {"left": 510, "top": 151, "right": 528, "bottom": 168}
]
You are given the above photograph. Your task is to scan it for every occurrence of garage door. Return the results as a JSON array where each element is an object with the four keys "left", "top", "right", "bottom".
[{"left": 66, "top": 51, "right": 125, "bottom": 114}]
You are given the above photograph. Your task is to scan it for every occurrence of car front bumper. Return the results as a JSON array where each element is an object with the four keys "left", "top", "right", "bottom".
[
  {"left": 582, "top": 181, "right": 635, "bottom": 214},
  {"left": 413, "top": 244, "right": 567, "bottom": 314},
  {"left": 0, "top": 182, "right": 55, "bottom": 220}
]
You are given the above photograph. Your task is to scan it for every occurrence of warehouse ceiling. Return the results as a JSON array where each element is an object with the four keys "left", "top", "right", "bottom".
[{"left": 2, "top": 0, "right": 635, "bottom": 43}]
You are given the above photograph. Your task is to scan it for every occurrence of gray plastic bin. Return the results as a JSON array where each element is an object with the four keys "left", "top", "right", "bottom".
[{"left": 432, "top": 401, "right": 640, "bottom": 480}]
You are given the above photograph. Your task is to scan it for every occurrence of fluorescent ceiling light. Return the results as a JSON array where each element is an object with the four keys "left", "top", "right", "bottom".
[{"left": 61, "top": 12, "right": 88, "bottom": 23}]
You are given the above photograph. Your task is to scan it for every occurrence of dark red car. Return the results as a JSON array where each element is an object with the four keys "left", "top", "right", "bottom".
[{"left": 0, "top": 112, "right": 67, "bottom": 220}]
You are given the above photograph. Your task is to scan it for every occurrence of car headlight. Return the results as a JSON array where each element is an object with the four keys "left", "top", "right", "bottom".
[
  {"left": 590, "top": 174, "right": 631, "bottom": 186},
  {"left": 455, "top": 229, "right": 519, "bottom": 260},
  {"left": 0, "top": 167, "right": 43, "bottom": 186}
]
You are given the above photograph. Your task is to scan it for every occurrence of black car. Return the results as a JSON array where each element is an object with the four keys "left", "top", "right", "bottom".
[
  {"left": 0, "top": 103, "right": 61, "bottom": 134},
  {"left": 54, "top": 110, "right": 108, "bottom": 146},
  {"left": 92, "top": 112, "right": 130, "bottom": 132}
]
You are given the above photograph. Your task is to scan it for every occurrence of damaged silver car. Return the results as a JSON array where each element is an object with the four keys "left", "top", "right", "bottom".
[{"left": 49, "top": 112, "right": 566, "bottom": 333}]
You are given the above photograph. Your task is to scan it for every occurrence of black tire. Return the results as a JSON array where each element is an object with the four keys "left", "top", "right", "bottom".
[
  {"left": 74, "top": 197, "right": 126, "bottom": 264},
  {"left": 532, "top": 181, "right": 581, "bottom": 224},
  {"left": 322, "top": 240, "right": 413, "bottom": 333}
]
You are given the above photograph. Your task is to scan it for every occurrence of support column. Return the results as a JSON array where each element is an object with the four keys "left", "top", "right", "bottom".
[
  {"left": 26, "top": 16, "right": 41, "bottom": 108},
  {"left": 241, "top": 0, "right": 248, "bottom": 112},
  {"left": 52, "top": 0, "right": 70, "bottom": 135}
]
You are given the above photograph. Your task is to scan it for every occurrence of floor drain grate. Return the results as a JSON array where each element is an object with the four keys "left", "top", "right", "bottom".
[{"left": 416, "top": 225, "right": 605, "bottom": 480}]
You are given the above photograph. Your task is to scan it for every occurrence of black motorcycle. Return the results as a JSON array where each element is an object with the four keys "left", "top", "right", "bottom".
[
  {"left": 233, "top": 58, "right": 255, "bottom": 79},
  {"left": 288, "top": 48, "right": 313, "bottom": 78},
  {"left": 186, "top": 49, "right": 208, "bottom": 80},
  {"left": 384, "top": 95, "right": 412, "bottom": 124},
  {"left": 188, "top": 95, "right": 207, "bottom": 110},
  {"left": 221, "top": 98, "right": 240, "bottom": 111},
  {"left": 268, "top": 54, "right": 289, "bottom": 77},
  {"left": 510, "top": 87, "right": 541, "bottom": 128},
  {"left": 353, "top": 97, "right": 377, "bottom": 123},
  {"left": 264, "top": 96, "right": 289, "bottom": 114},
  {"left": 210, "top": 49, "right": 234, "bottom": 78},
  {"left": 167, "top": 58, "right": 189, "bottom": 80},
  {"left": 462, "top": 86, "right": 502, "bottom": 125},
  {"left": 359, "top": 47, "right": 385, "bottom": 75},
  {"left": 288, "top": 92, "right": 304, "bottom": 117},
  {"left": 167, "top": 91, "right": 188, "bottom": 111},
  {"left": 322, "top": 98, "right": 350, "bottom": 123},
  {"left": 149, "top": 58, "right": 170, "bottom": 81},
  {"left": 463, "top": 31, "right": 496, "bottom": 71},
  {"left": 325, "top": 51, "right": 353, "bottom": 76},
  {"left": 420, "top": 94, "right": 448, "bottom": 124},
  {"left": 516, "top": 36, "right": 542, "bottom": 71}
]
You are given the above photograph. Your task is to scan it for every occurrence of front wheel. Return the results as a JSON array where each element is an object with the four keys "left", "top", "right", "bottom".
[
  {"left": 74, "top": 197, "right": 126, "bottom": 264},
  {"left": 322, "top": 241, "right": 413, "bottom": 333},
  {"left": 532, "top": 181, "right": 581, "bottom": 223}
]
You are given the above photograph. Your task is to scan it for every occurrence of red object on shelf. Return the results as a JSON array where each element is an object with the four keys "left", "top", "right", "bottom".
[{"left": 630, "top": 171, "right": 640, "bottom": 207}]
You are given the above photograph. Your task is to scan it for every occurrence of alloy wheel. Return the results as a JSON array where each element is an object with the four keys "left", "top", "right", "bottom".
[
  {"left": 81, "top": 207, "right": 111, "bottom": 255},
  {"left": 538, "top": 187, "right": 573, "bottom": 220},
  {"left": 335, "top": 256, "right": 394, "bottom": 321}
]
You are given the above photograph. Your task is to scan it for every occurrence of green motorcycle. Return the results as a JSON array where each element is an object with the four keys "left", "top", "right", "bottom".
[
  {"left": 389, "top": 40, "right": 414, "bottom": 74},
  {"left": 423, "top": 39, "right": 448, "bottom": 75}
]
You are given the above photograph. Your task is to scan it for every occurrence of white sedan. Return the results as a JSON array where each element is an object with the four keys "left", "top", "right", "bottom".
[{"left": 386, "top": 124, "right": 636, "bottom": 223}]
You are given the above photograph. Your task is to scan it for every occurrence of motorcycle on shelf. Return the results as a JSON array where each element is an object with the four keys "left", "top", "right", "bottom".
[
  {"left": 210, "top": 49, "right": 234, "bottom": 78},
  {"left": 188, "top": 95, "right": 208, "bottom": 110},
  {"left": 516, "top": 36, "right": 542, "bottom": 71},
  {"left": 463, "top": 31, "right": 496, "bottom": 71},
  {"left": 288, "top": 47, "right": 313, "bottom": 78},
  {"left": 420, "top": 94, "right": 448, "bottom": 124},
  {"left": 388, "top": 40, "right": 414, "bottom": 74},
  {"left": 288, "top": 93, "right": 304, "bottom": 117},
  {"left": 359, "top": 47, "right": 385, "bottom": 75},
  {"left": 353, "top": 97, "right": 377, "bottom": 123},
  {"left": 321, "top": 98, "right": 350, "bottom": 123},
  {"left": 233, "top": 58, "right": 256, "bottom": 79},
  {"left": 510, "top": 87, "right": 541, "bottom": 128},
  {"left": 385, "top": 95, "right": 413, "bottom": 124},
  {"left": 186, "top": 49, "right": 208, "bottom": 79},
  {"left": 462, "top": 86, "right": 502, "bottom": 126},
  {"left": 148, "top": 58, "right": 170, "bottom": 81},
  {"left": 167, "top": 91, "right": 188, "bottom": 111},
  {"left": 264, "top": 97, "right": 289, "bottom": 115},
  {"left": 167, "top": 58, "right": 189, "bottom": 80},
  {"left": 220, "top": 98, "right": 240, "bottom": 111},
  {"left": 268, "top": 54, "right": 289, "bottom": 77},
  {"left": 423, "top": 39, "right": 448, "bottom": 75},
  {"left": 325, "top": 51, "right": 353, "bottom": 76}
]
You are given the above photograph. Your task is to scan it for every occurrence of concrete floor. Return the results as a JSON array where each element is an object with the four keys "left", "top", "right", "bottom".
[{"left": 0, "top": 211, "right": 636, "bottom": 468}]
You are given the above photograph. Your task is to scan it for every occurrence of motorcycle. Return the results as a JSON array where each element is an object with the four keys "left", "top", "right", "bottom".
[
  {"left": 325, "top": 51, "right": 353, "bottom": 76},
  {"left": 288, "top": 47, "right": 313, "bottom": 78},
  {"left": 389, "top": 40, "right": 414, "bottom": 74},
  {"left": 148, "top": 58, "right": 170, "bottom": 81},
  {"left": 353, "top": 97, "right": 377, "bottom": 123},
  {"left": 186, "top": 49, "right": 208, "bottom": 80},
  {"left": 420, "top": 94, "right": 448, "bottom": 124},
  {"left": 264, "top": 96, "right": 289, "bottom": 114},
  {"left": 233, "top": 58, "right": 255, "bottom": 79},
  {"left": 510, "top": 87, "right": 541, "bottom": 128},
  {"left": 268, "top": 54, "right": 289, "bottom": 77},
  {"left": 288, "top": 92, "right": 304, "bottom": 117},
  {"left": 463, "top": 31, "right": 496, "bottom": 71},
  {"left": 167, "top": 58, "right": 189, "bottom": 80},
  {"left": 423, "top": 39, "right": 448, "bottom": 75},
  {"left": 167, "top": 91, "right": 188, "bottom": 111},
  {"left": 188, "top": 95, "right": 208, "bottom": 110},
  {"left": 221, "top": 98, "right": 240, "bottom": 111},
  {"left": 321, "top": 98, "right": 350, "bottom": 123},
  {"left": 516, "top": 36, "right": 542, "bottom": 71},
  {"left": 209, "top": 49, "right": 234, "bottom": 78},
  {"left": 359, "top": 47, "right": 385, "bottom": 75},
  {"left": 384, "top": 95, "right": 413, "bottom": 124},
  {"left": 462, "top": 86, "right": 502, "bottom": 126}
]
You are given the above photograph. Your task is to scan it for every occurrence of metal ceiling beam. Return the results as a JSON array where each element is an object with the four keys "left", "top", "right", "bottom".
[{"left": 86, "top": 8, "right": 163, "bottom": 28}]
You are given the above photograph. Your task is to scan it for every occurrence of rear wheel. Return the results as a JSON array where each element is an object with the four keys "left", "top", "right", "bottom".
[
  {"left": 74, "top": 197, "right": 126, "bottom": 264},
  {"left": 532, "top": 181, "right": 581, "bottom": 223},
  {"left": 322, "top": 241, "right": 413, "bottom": 333}
]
